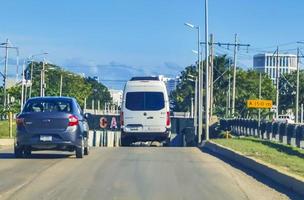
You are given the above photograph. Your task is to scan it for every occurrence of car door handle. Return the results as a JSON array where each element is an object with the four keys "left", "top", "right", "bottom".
[{"left": 147, "top": 116, "right": 154, "bottom": 119}]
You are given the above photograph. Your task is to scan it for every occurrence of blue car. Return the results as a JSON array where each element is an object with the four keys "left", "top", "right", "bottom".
[{"left": 14, "top": 97, "right": 90, "bottom": 158}]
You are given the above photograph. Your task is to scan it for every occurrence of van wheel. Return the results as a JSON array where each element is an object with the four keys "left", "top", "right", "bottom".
[{"left": 14, "top": 146, "right": 23, "bottom": 158}]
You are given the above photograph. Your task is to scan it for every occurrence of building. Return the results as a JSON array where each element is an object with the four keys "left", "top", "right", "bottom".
[
  {"left": 158, "top": 75, "right": 179, "bottom": 94},
  {"left": 253, "top": 53, "right": 297, "bottom": 83},
  {"left": 108, "top": 89, "right": 123, "bottom": 106}
]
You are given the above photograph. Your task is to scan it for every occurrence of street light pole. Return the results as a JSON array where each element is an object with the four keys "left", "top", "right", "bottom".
[
  {"left": 204, "top": 0, "right": 210, "bottom": 141},
  {"left": 184, "top": 22, "right": 202, "bottom": 144}
]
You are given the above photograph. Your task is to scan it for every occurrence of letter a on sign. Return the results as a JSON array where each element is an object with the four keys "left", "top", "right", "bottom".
[{"left": 110, "top": 117, "right": 117, "bottom": 129}]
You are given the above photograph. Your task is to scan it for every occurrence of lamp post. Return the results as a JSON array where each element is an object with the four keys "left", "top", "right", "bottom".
[{"left": 184, "top": 22, "right": 203, "bottom": 144}]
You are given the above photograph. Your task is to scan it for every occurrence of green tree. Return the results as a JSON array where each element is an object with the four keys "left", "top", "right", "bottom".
[
  {"left": 170, "top": 55, "right": 276, "bottom": 119},
  {"left": 279, "top": 70, "right": 304, "bottom": 114},
  {"left": 85, "top": 77, "right": 112, "bottom": 109},
  {"left": 170, "top": 65, "right": 197, "bottom": 112}
]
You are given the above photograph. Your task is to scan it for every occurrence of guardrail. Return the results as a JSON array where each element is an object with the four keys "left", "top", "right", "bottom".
[{"left": 220, "top": 118, "right": 304, "bottom": 149}]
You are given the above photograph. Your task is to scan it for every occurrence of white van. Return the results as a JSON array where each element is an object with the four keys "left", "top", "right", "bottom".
[{"left": 120, "top": 77, "right": 171, "bottom": 146}]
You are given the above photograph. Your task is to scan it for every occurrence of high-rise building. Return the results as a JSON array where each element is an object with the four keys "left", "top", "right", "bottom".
[
  {"left": 253, "top": 53, "right": 297, "bottom": 83},
  {"left": 158, "top": 75, "right": 179, "bottom": 94}
]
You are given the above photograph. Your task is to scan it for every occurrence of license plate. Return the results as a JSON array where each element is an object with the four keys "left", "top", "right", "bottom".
[{"left": 40, "top": 135, "right": 52, "bottom": 142}]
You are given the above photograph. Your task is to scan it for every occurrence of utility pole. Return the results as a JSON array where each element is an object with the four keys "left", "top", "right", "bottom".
[
  {"left": 276, "top": 46, "right": 279, "bottom": 118},
  {"left": 40, "top": 59, "right": 46, "bottom": 97},
  {"left": 258, "top": 72, "right": 262, "bottom": 136},
  {"left": 3, "top": 39, "right": 9, "bottom": 108},
  {"left": 29, "top": 61, "right": 34, "bottom": 98},
  {"left": 296, "top": 47, "right": 300, "bottom": 123},
  {"left": 209, "top": 34, "right": 214, "bottom": 118},
  {"left": 232, "top": 34, "right": 238, "bottom": 117},
  {"left": 204, "top": 0, "right": 210, "bottom": 141},
  {"left": 201, "top": 35, "right": 249, "bottom": 118},
  {"left": 20, "top": 62, "right": 25, "bottom": 110},
  {"left": 60, "top": 74, "right": 63, "bottom": 96},
  {"left": 228, "top": 59, "right": 231, "bottom": 117}
]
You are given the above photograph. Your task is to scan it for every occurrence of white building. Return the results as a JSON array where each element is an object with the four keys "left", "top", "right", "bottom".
[
  {"left": 253, "top": 53, "right": 297, "bottom": 83},
  {"left": 158, "top": 75, "right": 179, "bottom": 94},
  {"left": 109, "top": 89, "right": 123, "bottom": 106}
]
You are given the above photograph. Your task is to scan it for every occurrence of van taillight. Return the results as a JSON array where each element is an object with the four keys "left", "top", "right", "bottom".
[
  {"left": 68, "top": 115, "right": 79, "bottom": 126},
  {"left": 120, "top": 112, "right": 124, "bottom": 126},
  {"left": 166, "top": 112, "right": 171, "bottom": 126},
  {"left": 16, "top": 118, "right": 24, "bottom": 125}
]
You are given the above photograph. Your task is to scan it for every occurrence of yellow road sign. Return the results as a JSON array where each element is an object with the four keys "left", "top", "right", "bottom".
[{"left": 247, "top": 100, "right": 273, "bottom": 109}]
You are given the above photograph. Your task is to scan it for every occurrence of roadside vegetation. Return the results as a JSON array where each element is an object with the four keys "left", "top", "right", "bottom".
[
  {"left": 0, "top": 120, "right": 16, "bottom": 138},
  {"left": 0, "top": 61, "right": 112, "bottom": 116},
  {"left": 212, "top": 137, "right": 304, "bottom": 178},
  {"left": 171, "top": 55, "right": 304, "bottom": 119}
]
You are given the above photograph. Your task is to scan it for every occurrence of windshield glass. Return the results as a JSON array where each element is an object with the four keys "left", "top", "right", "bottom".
[
  {"left": 23, "top": 100, "right": 73, "bottom": 113},
  {"left": 126, "top": 92, "right": 164, "bottom": 111}
]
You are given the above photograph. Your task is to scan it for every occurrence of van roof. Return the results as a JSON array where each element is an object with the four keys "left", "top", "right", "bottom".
[
  {"left": 130, "top": 76, "right": 160, "bottom": 81},
  {"left": 125, "top": 78, "right": 167, "bottom": 93}
]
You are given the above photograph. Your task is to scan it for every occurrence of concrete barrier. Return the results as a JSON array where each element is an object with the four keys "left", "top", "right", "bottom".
[
  {"left": 0, "top": 139, "right": 14, "bottom": 148},
  {"left": 203, "top": 141, "right": 304, "bottom": 197},
  {"left": 89, "top": 130, "right": 121, "bottom": 147}
]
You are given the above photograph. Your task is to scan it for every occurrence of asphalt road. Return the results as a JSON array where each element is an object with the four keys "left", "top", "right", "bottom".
[{"left": 0, "top": 147, "right": 299, "bottom": 200}]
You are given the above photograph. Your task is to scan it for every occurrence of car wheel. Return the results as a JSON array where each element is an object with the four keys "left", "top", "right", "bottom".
[
  {"left": 163, "top": 138, "right": 170, "bottom": 147},
  {"left": 76, "top": 139, "right": 84, "bottom": 158},
  {"left": 14, "top": 146, "right": 23, "bottom": 158},
  {"left": 84, "top": 146, "right": 89, "bottom": 155}
]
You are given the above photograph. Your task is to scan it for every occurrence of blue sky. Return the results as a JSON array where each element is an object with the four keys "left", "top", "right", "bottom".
[{"left": 1, "top": 0, "right": 304, "bottom": 89}]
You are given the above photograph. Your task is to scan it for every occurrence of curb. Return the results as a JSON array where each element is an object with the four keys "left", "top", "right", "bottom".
[
  {"left": 0, "top": 139, "right": 14, "bottom": 145},
  {"left": 202, "top": 141, "right": 304, "bottom": 197}
]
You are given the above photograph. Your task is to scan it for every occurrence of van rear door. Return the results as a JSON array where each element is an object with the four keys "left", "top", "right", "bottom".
[{"left": 124, "top": 92, "right": 167, "bottom": 133}]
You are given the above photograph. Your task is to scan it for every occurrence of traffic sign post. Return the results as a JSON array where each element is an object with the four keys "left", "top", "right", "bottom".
[{"left": 247, "top": 100, "right": 273, "bottom": 109}]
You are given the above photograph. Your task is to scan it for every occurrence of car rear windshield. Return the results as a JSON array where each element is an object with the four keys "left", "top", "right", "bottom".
[
  {"left": 126, "top": 92, "right": 165, "bottom": 111},
  {"left": 23, "top": 100, "right": 73, "bottom": 113}
]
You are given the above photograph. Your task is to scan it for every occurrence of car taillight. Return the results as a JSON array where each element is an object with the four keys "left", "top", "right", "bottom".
[
  {"left": 16, "top": 118, "right": 24, "bottom": 125},
  {"left": 120, "top": 112, "right": 124, "bottom": 126},
  {"left": 166, "top": 112, "right": 171, "bottom": 126},
  {"left": 68, "top": 115, "right": 79, "bottom": 126}
]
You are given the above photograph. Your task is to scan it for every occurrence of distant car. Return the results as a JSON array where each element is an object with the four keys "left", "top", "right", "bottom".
[
  {"left": 120, "top": 76, "right": 171, "bottom": 146},
  {"left": 274, "top": 115, "right": 295, "bottom": 124},
  {"left": 14, "top": 97, "right": 90, "bottom": 158}
]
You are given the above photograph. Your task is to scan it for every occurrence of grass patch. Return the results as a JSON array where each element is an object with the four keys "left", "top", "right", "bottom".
[
  {"left": 0, "top": 120, "right": 16, "bottom": 138},
  {"left": 212, "top": 137, "right": 304, "bottom": 178}
]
